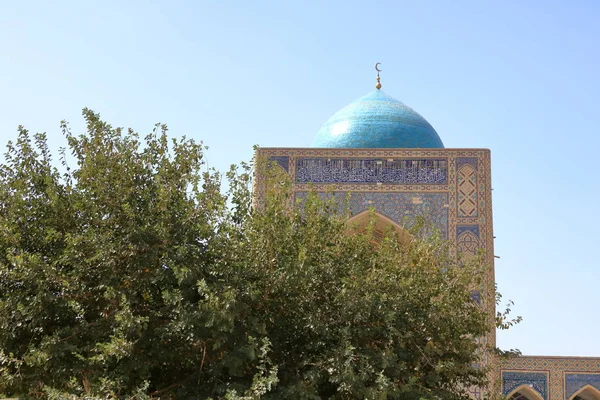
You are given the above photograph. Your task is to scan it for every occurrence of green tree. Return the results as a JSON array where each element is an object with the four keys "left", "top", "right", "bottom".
[{"left": 0, "top": 110, "right": 510, "bottom": 399}]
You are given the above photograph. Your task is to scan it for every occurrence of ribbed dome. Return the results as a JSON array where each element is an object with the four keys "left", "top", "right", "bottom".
[{"left": 313, "top": 90, "right": 444, "bottom": 149}]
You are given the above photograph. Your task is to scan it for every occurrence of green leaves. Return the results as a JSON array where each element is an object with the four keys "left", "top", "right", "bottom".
[
  {"left": 0, "top": 111, "right": 508, "bottom": 399},
  {"left": 0, "top": 110, "right": 225, "bottom": 398}
]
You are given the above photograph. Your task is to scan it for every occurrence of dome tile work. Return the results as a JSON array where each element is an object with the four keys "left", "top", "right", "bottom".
[{"left": 313, "top": 90, "right": 444, "bottom": 149}]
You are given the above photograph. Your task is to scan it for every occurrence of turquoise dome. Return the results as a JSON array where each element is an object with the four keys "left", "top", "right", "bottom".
[{"left": 313, "top": 90, "right": 444, "bottom": 148}]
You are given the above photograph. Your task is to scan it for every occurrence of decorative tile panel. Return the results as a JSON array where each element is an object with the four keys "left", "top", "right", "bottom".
[
  {"left": 502, "top": 371, "right": 548, "bottom": 399},
  {"left": 294, "top": 191, "right": 449, "bottom": 236},
  {"left": 457, "top": 225, "right": 481, "bottom": 257},
  {"left": 457, "top": 225, "right": 480, "bottom": 237},
  {"left": 502, "top": 357, "right": 600, "bottom": 400},
  {"left": 456, "top": 157, "right": 478, "bottom": 170},
  {"left": 565, "top": 373, "right": 600, "bottom": 399},
  {"left": 295, "top": 158, "right": 447, "bottom": 184},
  {"left": 457, "top": 163, "right": 478, "bottom": 217},
  {"left": 268, "top": 156, "right": 289, "bottom": 172}
]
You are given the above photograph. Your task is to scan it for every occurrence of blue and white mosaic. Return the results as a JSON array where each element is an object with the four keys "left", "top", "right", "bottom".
[
  {"left": 456, "top": 157, "right": 478, "bottom": 170},
  {"left": 294, "top": 191, "right": 448, "bottom": 236},
  {"left": 457, "top": 225, "right": 480, "bottom": 238},
  {"left": 565, "top": 373, "right": 600, "bottom": 399},
  {"left": 295, "top": 158, "right": 447, "bottom": 184},
  {"left": 268, "top": 156, "right": 289, "bottom": 172},
  {"left": 502, "top": 371, "right": 548, "bottom": 399}
]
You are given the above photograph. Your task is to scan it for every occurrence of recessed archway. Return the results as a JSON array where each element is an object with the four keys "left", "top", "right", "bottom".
[
  {"left": 571, "top": 385, "right": 600, "bottom": 400},
  {"left": 506, "top": 385, "right": 545, "bottom": 400},
  {"left": 345, "top": 210, "right": 410, "bottom": 245}
]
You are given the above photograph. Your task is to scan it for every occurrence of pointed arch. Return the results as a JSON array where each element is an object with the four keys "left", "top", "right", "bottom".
[
  {"left": 571, "top": 384, "right": 600, "bottom": 400},
  {"left": 272, "top": 163, "right": 287, "bottom": 175},
  {"left": 506, "top": 385, "right": 545, "bottom": 400},
  {"left": 345, "top": 210, "right": 410, "bottom": 245}
]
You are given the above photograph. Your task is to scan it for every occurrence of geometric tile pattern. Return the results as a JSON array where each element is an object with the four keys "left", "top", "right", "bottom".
[
  {"left": 502, "top": 357, "right": 600, "bottom": 400},
  {"left": 457, "top": 164, "right": 478, "bottom": 217},
  {"left": 565, "top": 373, "right": 600, "bottom": 399},
  {"left": 502, "top": 371, "right": 548, "bottom": 399},
  {"left": 294, "top": 191, "right": 449, "bottom": 236},
  {"left": 457, "top": 225, "right": 480, "bottom": 256},
  {"left": 456, "top": 157, "right": 478, "bottom": 170},
  {"left": 457, "top": 225, "right": 480, "bottom": 237},
  {"left": 457, "top": 230, "right": 479, "bottom": 255}
]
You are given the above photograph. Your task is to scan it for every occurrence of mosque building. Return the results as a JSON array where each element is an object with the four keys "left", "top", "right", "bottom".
[{"left": 255, "top": 65, "right": 600, "bottom": 400}]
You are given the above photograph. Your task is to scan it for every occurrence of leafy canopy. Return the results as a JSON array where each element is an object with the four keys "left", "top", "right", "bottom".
[{"left": 0, "top": 110, "right": 506, "bottom": 399}]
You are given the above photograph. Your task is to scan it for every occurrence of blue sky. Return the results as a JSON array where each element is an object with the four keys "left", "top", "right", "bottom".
[{"left": 1, "top": 0, "right": 599, "bottom": 356}]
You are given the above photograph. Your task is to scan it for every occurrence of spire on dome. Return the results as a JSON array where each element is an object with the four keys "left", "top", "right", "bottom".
[{"left": 375, "top": 62, "right": 382, "bottom": 90}]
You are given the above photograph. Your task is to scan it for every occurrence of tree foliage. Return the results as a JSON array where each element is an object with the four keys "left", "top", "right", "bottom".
[{"left": 0, "top": 110, "right": 504, "bottom": 399}]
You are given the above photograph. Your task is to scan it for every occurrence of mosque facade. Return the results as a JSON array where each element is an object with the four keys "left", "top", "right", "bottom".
[{"left": 255, "top": 69, "right": 600, "bottom": 399}]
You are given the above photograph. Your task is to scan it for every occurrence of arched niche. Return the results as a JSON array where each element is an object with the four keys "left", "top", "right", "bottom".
[
  {"left": 572, "top": 385, "right": 600, "bottom": 400},
  {"left": 345, "top": 210, "right": 410, "bottom": 245},
  {"left": 506, "top": 384, "right": 545, "bottom": 400}
]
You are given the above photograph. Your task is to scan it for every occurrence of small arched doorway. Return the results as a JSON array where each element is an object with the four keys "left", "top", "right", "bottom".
[
  {"left": 571, "top": 385, "right": 600, "bottom": 400},
  {"left": 506, "top": 385, "right": 545, "bottom": 400},
  {"left": 345, "top": 210, "right": 410, "bottom": 245}
]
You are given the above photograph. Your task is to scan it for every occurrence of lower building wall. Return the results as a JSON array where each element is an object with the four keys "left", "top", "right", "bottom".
[{"left": 500, "top": 356, "right": 600, "bottom": 400}]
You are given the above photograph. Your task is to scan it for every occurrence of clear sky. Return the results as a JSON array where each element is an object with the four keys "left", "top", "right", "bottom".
[{"left": 1, "top": 0, "right": 599, "bottom": 356}]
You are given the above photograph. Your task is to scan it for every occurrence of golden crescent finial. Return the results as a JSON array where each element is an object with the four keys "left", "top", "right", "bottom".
[{"left": 375, "top": 62, "right": 382, "bottom": 90}]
